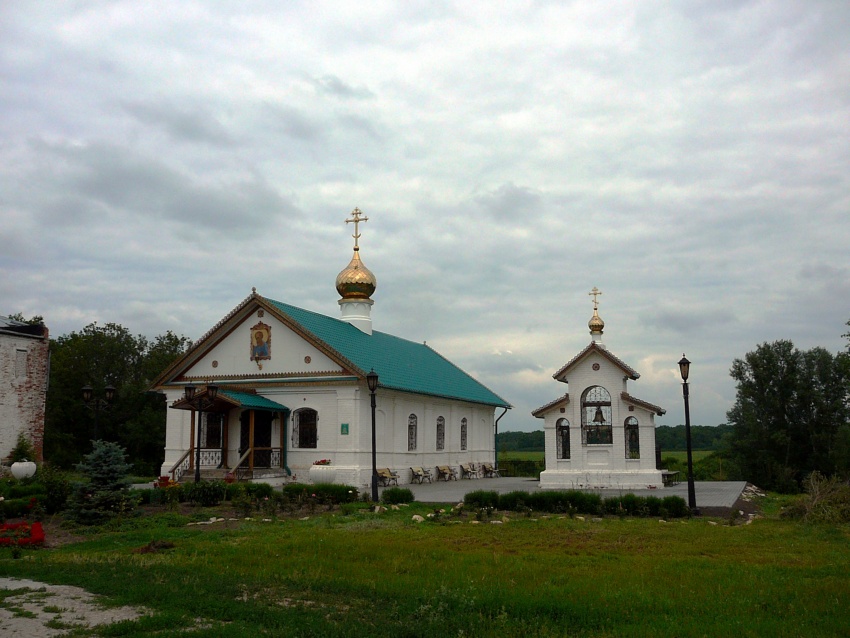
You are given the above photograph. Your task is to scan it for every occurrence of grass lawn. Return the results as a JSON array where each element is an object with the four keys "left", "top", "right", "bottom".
[{"left": 2, "top": 502, "right": 848, "bottom": 637}]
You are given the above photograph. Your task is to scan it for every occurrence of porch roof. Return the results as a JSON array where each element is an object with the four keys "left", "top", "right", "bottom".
[{"left": 219, "top": 390, "right": 290, "bottom": 413}]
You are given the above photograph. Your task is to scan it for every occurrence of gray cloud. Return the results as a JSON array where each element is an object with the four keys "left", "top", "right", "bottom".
[{"left": 2, "top": 1, "right": 849, "bottom": 432}]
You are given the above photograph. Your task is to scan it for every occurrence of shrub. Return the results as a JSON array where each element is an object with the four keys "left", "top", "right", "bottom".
[
  {"left": 661, "top": 495, "right": 690, "bottom": 518},
  {"left": 1, "top": 496, "right": 45, "bottom": 520},
  {"left": 184, "top": 480, "right": 228, "bottom": 507},
  {"left": 781, "top": 472, "right": 850, "bottom": 523},
  {"left": 382, "top": 487, "right": 414, "bottom": 504},
  {"left": 464, "top": 490, "right": 499, "bottom": 509},
  {"left": 39, "top": 465, "right": 72, "bottom": 514},
  {"left": 9, "top": 433, "right": 37, "bottom": 463},
  {"left": 245, "top": 482, "right": 275, "bottom": 500},
  {"left": 282, "top": 483, "right": 358, "bottom": 505}
]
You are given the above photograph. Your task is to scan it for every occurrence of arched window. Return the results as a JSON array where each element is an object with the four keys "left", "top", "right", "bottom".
[
  {"left": 581, "top": 386, "right": 612, "bottom": 445},
  {"left": 556, "top": 418, "right": 570, "bottom": 459},
  {"left": 460, "top": 418, "right": 468, "bottom": 451},
  {"left": 625, "top": 417, "right": 640, "bottom": 459},
  {"left": 408, "top": 414, "right": 418, "bottom": 451},
  {"left": 436, "top": 416, "right": 445, "bottom": 451},
  {"left": 292, "top": 408, "right": 318, "bottom": 449}
]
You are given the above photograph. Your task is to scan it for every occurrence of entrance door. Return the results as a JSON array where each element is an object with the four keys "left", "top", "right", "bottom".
[
  {"left": 254, "top": 411, "right": 273, "bottom": 467},
  {"left": 239, "top": 410, "right": 274, "bottom": 468}
]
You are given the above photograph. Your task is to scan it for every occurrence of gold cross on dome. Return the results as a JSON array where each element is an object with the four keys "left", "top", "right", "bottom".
[
  {"left": 588, "top": 286, "right": 602, "bottom": 310},
  {"left": 345, "top": 207, "right": 369, "bottom": 249}
]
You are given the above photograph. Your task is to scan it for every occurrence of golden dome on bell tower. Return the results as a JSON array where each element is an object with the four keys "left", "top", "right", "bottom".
[
  {"left": 588, "top": 286, "right": 605, "bottom": 342},
  {"left": 335, "top": 247, "right": 377, "bottom": 300},
  {"left": 336, "top": 208, "right": 377, "bottom": 335},
  {"left": 336, "top": 208, "right": 376, "bottom": 300}
]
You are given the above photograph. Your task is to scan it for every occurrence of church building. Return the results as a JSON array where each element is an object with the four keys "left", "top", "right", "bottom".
[
  {"left": 533, "top": 289, "right": 665, "bottom": 489},
  {"left": 152, "top": 209, "right": 510, "bottom": 487}
]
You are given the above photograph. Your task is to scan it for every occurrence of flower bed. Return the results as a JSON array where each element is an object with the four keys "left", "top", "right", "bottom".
[{"left": 0, "top": 521, "right": 45, "bottom": 546}]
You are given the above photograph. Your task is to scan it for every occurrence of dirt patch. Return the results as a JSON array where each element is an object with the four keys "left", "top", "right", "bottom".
[{"left": 0, "top": 577, "right": 148, "bottom": 637}]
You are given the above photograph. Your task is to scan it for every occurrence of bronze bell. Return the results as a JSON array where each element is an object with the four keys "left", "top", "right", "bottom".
[{"left": 592, "top": 407, "right": 605, "bottom": 423}]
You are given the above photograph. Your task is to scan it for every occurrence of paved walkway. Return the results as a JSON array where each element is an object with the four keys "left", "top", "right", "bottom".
[{"left": 399, "top": 477, "right": 747, "bottom": 508}]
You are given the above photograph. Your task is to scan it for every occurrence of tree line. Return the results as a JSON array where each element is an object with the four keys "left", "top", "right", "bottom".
[{"left": 10, "top": 313, "right": 850, "bottom": 491}]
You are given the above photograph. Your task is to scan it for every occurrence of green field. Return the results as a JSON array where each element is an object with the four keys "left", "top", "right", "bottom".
[
  {"left": 499, "top": 451, "right": 716, "bottom": 463},
  {"left": 2, "top": 499, "right": 849, "bottom": 637},
  {"left": 499, "top": 450, "right": 544, "bottom": 462},
  {"left": 659, "top": 450, "right": 714, "bottom": 463}
]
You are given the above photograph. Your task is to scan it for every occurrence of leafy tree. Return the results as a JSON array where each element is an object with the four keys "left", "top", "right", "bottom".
[
  {"left": 5, "top": 312, "right": 44, "bottom": 325},
  {"left": 726, "top": 340, "right": 850, "bottom": 492},
  {"left": 44, "top": 323, "right": 189, "bottom": 473}
]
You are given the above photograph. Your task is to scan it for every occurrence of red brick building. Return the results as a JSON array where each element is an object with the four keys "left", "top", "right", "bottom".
[{"left": 0, "top": 317, "right": 49, "bottom": 462}]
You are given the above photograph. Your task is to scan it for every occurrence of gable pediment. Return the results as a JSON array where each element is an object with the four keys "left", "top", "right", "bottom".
[
  {"left": 151, "top": 294, "right": 353, "bottom": 388},
  {"left": 553, "top": 342, "right": 640, "bottom": 383}
]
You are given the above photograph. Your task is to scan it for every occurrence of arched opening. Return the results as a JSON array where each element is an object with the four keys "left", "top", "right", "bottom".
[
  {"left": 291, "top": 408, "right": 318, "bottom": 449},
  {"left": 556, "top": 418, "right": 570, "bottom": 459},
  {"left": 625, "top": 416, "right": 640, "bottom": 459},
  {"left": 436, "top": 416, "right": 445, "bottom": 451},
  {"left": 582, "top": 385, "right": 612, "bottom": 445},
  {"left": 408, "top": 414, "right": 418, "bottom": 451},
  {"left": 460, "top": 418, "right": 468, "bottom": 451}
]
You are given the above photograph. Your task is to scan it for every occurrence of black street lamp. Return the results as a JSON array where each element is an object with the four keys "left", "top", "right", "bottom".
[
  {"left": 366, "top": 369, "right": 379, "bottom": 502},
  {"left": 678, "top": 355, "right": 699, "bottom": 515},
  {"left": 184, "top": 383, "right": 219, "bottom": 483},
  {"left": 81, "top": 384, "right": 116, "bottom": 440}
]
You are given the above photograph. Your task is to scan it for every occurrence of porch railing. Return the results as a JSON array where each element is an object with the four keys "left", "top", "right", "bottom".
[{"left": 167, "top": 449, "right": 192, "bottom": 483}]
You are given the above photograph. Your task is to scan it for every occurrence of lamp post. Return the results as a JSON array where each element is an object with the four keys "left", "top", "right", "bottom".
[
  {"left": 184, "top": 383, "right": 219, "bottom": 483},
  {"left": 81, "top": 384, "right": 116, "bottom": 440},
  {"left": 678, "top": 355, "right": 699, "bottom": 515},
  {"left": 366, "top": 369, "right": 379, "bottom": 502}
]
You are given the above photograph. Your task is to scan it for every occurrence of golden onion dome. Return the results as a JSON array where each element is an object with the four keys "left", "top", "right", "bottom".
[
  {"left": 588, "top": 308, "right": 605, "bottom": 333},
  {"left": 335, "top": 248, "right": 376, "bottom": 300}
]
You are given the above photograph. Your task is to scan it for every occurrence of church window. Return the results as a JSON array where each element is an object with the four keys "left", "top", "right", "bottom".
[
  {"left": 625, "top": 417, "right": 640, "bottom": 459},
  {"left": 460, "top": 418, "right": 468, "bottom": 451},
  {"left": 408, "top": 414, "right": 418, "bottom": 451},
  {"left": 581, "top": 386, "right": 612, "bottom": 445},
  {"left": 436, "top": 416, "right": 445, "bottom": 451},
  {"left": 556, "top": 418, "right": 570, "bottom": 459},
  {"left": 292, "top": 408, "right": 318, "bottom": 449}
]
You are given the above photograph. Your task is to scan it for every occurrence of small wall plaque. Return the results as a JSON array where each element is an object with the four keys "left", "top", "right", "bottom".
[{"left": 340, "top": 423, "right": 349, "bottom": 435}]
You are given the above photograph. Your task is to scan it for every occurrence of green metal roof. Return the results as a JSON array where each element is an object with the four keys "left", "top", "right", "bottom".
[
  {"left": 266, "top": 299, "right": 510, "bottom": 408},
  {"left": 220, "top": 390, "right": 290, "bottom": 413}
]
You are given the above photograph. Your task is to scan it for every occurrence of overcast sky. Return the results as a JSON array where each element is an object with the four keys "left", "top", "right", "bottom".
[{"left": 2, "top": 1, "right": 848, "bottom": 432}]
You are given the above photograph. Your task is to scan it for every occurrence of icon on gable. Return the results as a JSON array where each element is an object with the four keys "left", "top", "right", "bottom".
[{"left": 250, "top": 322, "right": 271, "bottom": 369}]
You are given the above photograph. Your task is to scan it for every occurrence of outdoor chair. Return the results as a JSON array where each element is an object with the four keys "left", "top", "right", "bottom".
[
  {"left": 481, "top": 462, "right": 501, "bottom": 478},
  {"left": 460, "top": 463, "right": 478, "bottom": 479},
  {"left": 436, "top": 465, "right": 458, "bottom": 481},
  {"left": 410, "top": 467, "right": 432, "bottom": 484},
  {"left": 378, "top": 468, "right": 399, "bottom": 487}
]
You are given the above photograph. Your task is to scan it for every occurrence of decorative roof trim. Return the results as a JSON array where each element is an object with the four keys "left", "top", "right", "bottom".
[
  {"left": 176, "top": 370, "right": 352, "bottom": 383},
  {"left": 532, "top": 393, "right": 570, "bottom": 418},
  {"left": 553, "top": 341, "right": 640, "bottom": 381},
  {"left": 621, "top": 392, "right": 666, "bottom": 416}
]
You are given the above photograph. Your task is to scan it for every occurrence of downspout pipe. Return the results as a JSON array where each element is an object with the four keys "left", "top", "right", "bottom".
[{"left": 494, "top": 406, "right": 509, "bottom": 470}]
